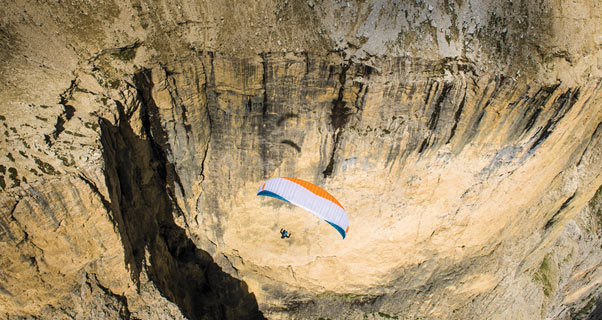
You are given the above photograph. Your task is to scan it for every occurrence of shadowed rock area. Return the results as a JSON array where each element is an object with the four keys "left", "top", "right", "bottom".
[{"left": 99, "top": 70, "right": 264, "bottom": 319}]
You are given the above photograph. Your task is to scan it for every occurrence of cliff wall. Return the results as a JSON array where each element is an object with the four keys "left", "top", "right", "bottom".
[{"left": 0, "top": 1, "right": 600, "bottom": 319}]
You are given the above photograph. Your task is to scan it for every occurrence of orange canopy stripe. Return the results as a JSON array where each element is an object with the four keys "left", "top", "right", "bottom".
[{"left": 282, "top": 177, "right": 345, "bottom": 210}]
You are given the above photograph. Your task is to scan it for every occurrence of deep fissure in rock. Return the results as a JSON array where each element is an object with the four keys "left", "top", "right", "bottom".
[
  {"left": 446, "top": 86, "right": 466, "bottom": 144},
  {"left": 99, "top": 69, "right": 264, "bottom": 320},
  {"left": 323, "top": 63, "right": 352, "bottom": 178},
  {"left": 529, "top": 88, "right": 581, "bottom": 152},
  {"left": 544, "top": 191, "right": 576, "bottom": 230}
]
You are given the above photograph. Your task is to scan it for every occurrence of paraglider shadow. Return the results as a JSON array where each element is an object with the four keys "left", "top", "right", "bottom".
[{"left": 99, "top": 71, "right": 265, "bottom": 320}]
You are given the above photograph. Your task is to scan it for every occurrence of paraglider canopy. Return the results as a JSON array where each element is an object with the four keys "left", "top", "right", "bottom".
[{"left": 257, "top": 177, "right": 349, "bottom": 239}]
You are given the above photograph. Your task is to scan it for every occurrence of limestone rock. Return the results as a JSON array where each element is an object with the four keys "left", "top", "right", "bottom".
[{"left": 0, "top": 1, "right": 601, "bottom": 319}]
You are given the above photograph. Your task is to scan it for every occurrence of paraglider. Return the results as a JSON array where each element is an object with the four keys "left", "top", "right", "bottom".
[
  {"left": 257, "top": 177, "right": 349, "bottom": 239},
  {"left": 280, "top": 228, "right": 291, "bottom": 239}
]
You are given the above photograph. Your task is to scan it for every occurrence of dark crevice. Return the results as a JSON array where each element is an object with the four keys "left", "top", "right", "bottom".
[
  {"left": 44, "top": 134, "right": 52, "bottom": 146},
  {"left": 199, "top": 141, "right": 210, "bottom": 182},
  {"left": 474, "top": 110, "right": 485, "bottom": 130},
  {"left": 322, "top": 133, "right": 340, "bottom": 178},
  {"left": 418, "top": 137, "right": 429, "bottom": 154},
  {"left": 329, "top": 63, "right": 352, "bottom": 130},
  {"left": 259, "top": 53, "right": 271, "bottom": 178},
  {"left": 529, "top": 119, "right": 554, "bottom": 152},
  {"left": 163, "top": 66, "right": 192, "bottom": 137},
  {"left": 529, "top": 88, "right": 581, "bottom": 152},
  {"left": 483, "top": 75, "right": 507, "bottom": 108},
  {"left": 9, "top": 198, "right": 19, "bottom": 218},
  {"left": 577, "top": 122, "right": 602, "bottom": 166},
  {"left": 446, "top": 86, "right": 466, "bottom": 144},
  {"left": 354, "top": 83, "right": 364, "bottom": 110},
  {"left": 85, "top": 272, "right": 131, "bottom": 319},
  {"left": 2, "top": 199, "right": 22, "bottom": 244},
  {"left": 463, "top": 109, "right": 486, "bottom": 144},
  {"left": 0, "top": 202, "right": 18, "bottom": 242},
  {"left": 48, "top": 79, "right": 79, "bottom": 144},
  {"left": 528, "top": 84, "right": 560, "bottom": 108},
  {"left": 261, "top": 53, "right": 269, "bottom": 117},
  {"left": 0, "top": 284, "right": 13, "bottom": 297},
  {"left": 50, "top": 104, "right": 76, "bottom": 143},
  {"left": 462, "top": 79, "right": 497, "bottom": 144},
  {"left": 428, "top": 82, "right": 453, "bottom": 131},
  {"left": 99, "top": 68, "right": 264, "bottom": 320},
  {"left": 180, "top": 104, "right": 191, "bottom": 134},
  {"left": 77, "top": 174, "right": 111, "bottom": 213},
  {"left": 517, "top": 84, "right": 559, "bottom": 139},
  {"left": 507, "top": 89, "right": 530, "bottom": 110},
  {"left": 246, "top": 98, "right": 252, "bottom": 114},
  {"left": 199, "top": 52, "right": 214, "bottom": 182},
  {"left": 544, "top": 192, "right": 576, "bottom": 230},
  {"left": 424, "top": 80, "right": 438, "bottom": 107},
  {"left": 522, "top": 107, "right": 542, "bottom": 133},
  {"left": 354, "top": 82, "right": 369, "bottom": 112},
  {"left": 323, "top": 62, "right": 352, "bottom": 178}
]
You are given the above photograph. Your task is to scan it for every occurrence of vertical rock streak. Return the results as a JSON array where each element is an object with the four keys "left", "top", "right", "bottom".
[{"left": 323, "top": 63, "right": 351, "bottom": 178}]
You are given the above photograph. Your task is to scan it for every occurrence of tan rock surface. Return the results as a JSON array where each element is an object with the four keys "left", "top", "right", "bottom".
[{"left": 0, "top": 1, "right": 601, "bottom": 319}]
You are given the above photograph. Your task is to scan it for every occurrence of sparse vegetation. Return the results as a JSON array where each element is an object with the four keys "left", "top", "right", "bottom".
[
  {"left": 377, "top": 312, "right": 399, "bottom": 319},
  {"left": 109, "top": 79, "right": 120, "bottom": 89},
  {"left": 316, "top": 291, "right": 377, "bottom": 303},
  {"left": 533, "top": 255, "right": 555, "bottom": 297},
  {"left": 85, "top": 122, "right": 99, "bottom": 130},
  {"left": 111, "top": 47, "right": 137, "bottom": 61}
]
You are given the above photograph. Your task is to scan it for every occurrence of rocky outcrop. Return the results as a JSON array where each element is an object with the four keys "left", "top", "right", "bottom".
[
  {"left": 0, "top": 1, "right": 600, "bottom": 319},
  {"left": 134, "top": 52, "right": 601, "bottom": 319}
]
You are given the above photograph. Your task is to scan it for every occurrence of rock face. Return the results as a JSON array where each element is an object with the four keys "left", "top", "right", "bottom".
[{"left": 0, "top": 1, "right": 601, "bottom": 319}]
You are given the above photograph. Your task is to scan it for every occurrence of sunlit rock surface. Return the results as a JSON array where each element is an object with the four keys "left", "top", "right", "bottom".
[{"left": 0, "top": 0, "right": 601, "bottom": 319}]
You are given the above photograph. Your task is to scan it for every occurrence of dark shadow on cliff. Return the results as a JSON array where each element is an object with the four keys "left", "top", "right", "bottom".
[
  {"left": 586, "top": 297, "right": 602, "bottom": 320},
  {"left": 99, "top": 70, "right": 265, "bottom": 320}
]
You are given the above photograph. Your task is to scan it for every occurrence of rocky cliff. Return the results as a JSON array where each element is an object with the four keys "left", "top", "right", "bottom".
[{"left": 0, "top": 1, "right": 601, "bottom": 319}]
